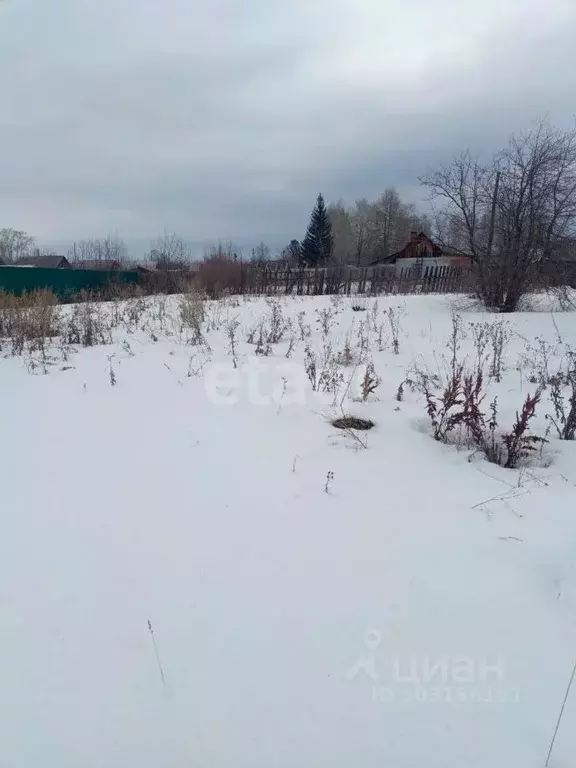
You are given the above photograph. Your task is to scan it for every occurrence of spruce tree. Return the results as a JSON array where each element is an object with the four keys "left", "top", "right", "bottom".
[{"left": 300, "top": 194, "right": 334, "bottom": 266}]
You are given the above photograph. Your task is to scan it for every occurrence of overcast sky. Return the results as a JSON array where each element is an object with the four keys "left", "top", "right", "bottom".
[{"left": 1, "top": 0, "right": 576, "bottom": 255}]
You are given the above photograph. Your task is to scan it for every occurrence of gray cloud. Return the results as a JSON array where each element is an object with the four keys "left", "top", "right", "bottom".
[{"left": 1, "top": 0, "right": 575, "bottom": 255}]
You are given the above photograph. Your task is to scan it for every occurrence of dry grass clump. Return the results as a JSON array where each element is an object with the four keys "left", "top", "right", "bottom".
[{"left": 0, "top": 289, "right": 61, "bottom": 354}]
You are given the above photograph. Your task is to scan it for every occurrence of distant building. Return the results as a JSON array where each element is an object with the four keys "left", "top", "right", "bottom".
[
  {"left": 73, "top": 259, "right": 122, "bottom": 271},
  {"left": 371, "top": 232, "right": 472, "bottom": 269},
  {"left": 16, "top": 254, "right": 71, "bottom": 268}
]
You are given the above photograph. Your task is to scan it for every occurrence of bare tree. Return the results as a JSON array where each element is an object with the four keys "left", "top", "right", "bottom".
[
  {"left": 251, "top": 242, "right": 271, "bottom": 263},
  {"left": 148, "top": 231, "right": 190, "bottom": 270},
  {"left": 350, "top": 198, "right": 371, "bottom": 265},
  {"left": 422, "top": 120, "right": 576, "bottom": 311},
  {"left": 327, "top": 201, "right": 354, "bottom": 264},
  {"left": 0, "top": 228, "right": 35, "bottom": 263},
  {"left": 328, "top": 189, "right": 431, "bottom": 266},
  {"left": 368, "top": 188, "right": 428, "bottom": 261},
  {"left": 369, "top": 189, "right": 403, "bottom": 261},
  {"left": 203, "top": 241, "right": 241, "bottom": 261},
  {"left": 69, "top": 234, "right": 128, "bottom": 264}
]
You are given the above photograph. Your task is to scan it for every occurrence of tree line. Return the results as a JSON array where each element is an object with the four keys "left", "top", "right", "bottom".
[
  {"left": 278, "top": 188, "right": 431, "bottom": 268},
  {"left": 0, "top": 185, "right": 426, "bottom": 272}
]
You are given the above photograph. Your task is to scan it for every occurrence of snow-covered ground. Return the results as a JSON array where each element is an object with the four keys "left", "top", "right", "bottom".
[{"left": 1, "top": 292, "right": 576, "bottom": 768}]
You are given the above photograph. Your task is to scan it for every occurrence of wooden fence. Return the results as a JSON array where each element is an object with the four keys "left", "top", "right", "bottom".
[
  {"left": 138, "top": 259, "right": 576, "bottom": 299},
  {"left": 233, "top": 263, "right": 473, "bottom": 297}
]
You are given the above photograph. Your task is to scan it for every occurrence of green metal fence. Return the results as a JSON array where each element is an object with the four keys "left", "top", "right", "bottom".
[{"left": 0, "top": 266, "right": 139, "bottom": 299}]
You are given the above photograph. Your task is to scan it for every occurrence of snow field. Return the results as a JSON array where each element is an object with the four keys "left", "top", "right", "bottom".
[{"left": 1, "top": 291, "right": 576, "bottom": 767}]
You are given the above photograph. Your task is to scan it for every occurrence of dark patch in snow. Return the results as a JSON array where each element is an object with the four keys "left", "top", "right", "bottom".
[{"left": 331, "top": 416, "right": 375, "bottom": 431}]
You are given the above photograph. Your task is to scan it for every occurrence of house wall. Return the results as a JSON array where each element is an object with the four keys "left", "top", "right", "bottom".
[{"left": 395, "top": 256, "right": 472, "bottom": 273}]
